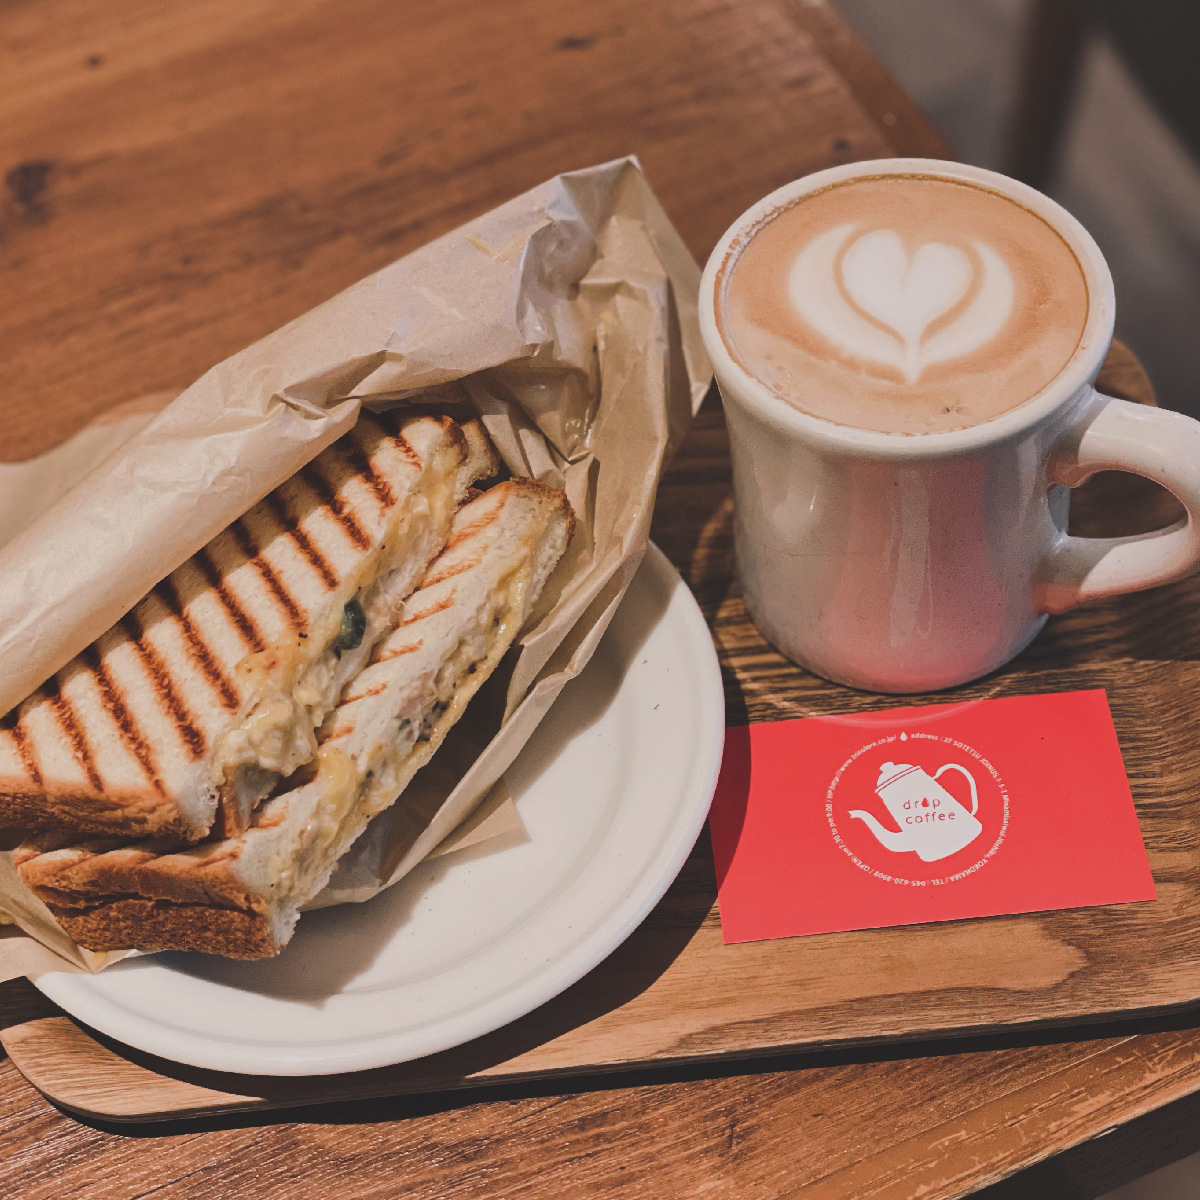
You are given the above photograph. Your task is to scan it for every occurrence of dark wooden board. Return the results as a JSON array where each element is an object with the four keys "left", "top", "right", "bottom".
[{"left": 7, "top": 343, "right": 1200, "bottom": 1137}]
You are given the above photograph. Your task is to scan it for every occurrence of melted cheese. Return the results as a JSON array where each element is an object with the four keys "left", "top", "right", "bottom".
[{"left": 269, "top": 744, "right": 359, "bottom": 899}]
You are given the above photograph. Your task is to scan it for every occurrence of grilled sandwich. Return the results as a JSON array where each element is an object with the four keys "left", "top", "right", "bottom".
[
  {"left": 0, "top": 413, "right": 499, "bottom": 843},
  {"left": 17, "top": 479, "right": 574, "bottom": 958}
]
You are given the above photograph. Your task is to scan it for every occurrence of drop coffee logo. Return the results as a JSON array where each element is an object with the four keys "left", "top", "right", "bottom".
[{"left": 825, "top": 731, "right": 1009, "bottom": 888}]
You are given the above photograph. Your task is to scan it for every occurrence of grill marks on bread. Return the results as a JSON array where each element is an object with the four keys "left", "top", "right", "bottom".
[
  {"left": 228, "top": 520, "right": 304, "bottom": 632},
  {"left": 261, "top": 491, "right": 339, "bottom": 592},
  {"left": 17, "top": 477, "right": 576, "bottom": 959},
  {"left": 193, "top": 546, "right": 267, "bottom": 654},
  {"left": 0, "top": 416, "right": 444, "bottom": 836},
  {"left": 118, "top": 609, "right": 208, "bottom": 760},
  {"left": 297, "top": 461, "right": 370, "bottom": 551},
  {"left": 40, "top": 676, "right": 104, "bottom": 794},
  {"left": 418, "top": 555, "right": 482, "bottom": 590},
  {"left": 340, "top": 437, "right": 398, "bottom": 510},
  {"left": 79, "top": 645, "right": 166, "bottom": 798},
  {"left": 443, "top": 505, "right": 505, "bottom": 554},
  {"left": 371, "top": 641, "right": 423, "bottom": 664},
  {"left": 5, "top": 710, "right": 42, "bottom": 787},
  {"left": 338, "top": 681, "right": 389, "bottom": 706},
  {"left": 388, "top": 430, "right": 423, "bottom": 472},
  {"left": 151, "top": 576, "right": 240, "bottom": 712},
  {"left": 397, "top": 594, "right": 457, "bottom": 628}
]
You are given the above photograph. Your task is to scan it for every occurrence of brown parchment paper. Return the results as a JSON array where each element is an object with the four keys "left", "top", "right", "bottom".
[{"left": 0, "top": 157, "right": 710, "bottom": 976}]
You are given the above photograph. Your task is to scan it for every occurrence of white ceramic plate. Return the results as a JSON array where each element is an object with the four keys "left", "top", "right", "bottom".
[{"left": 33, "top": 544, "right": 725, "bottom": 1076}]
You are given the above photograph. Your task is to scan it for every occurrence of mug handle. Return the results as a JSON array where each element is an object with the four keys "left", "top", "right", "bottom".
[
  {"left": 1038, "top": 388, "right": 1200, "bottom": 613},
  {"left": 933, "top": 763, "right": 978, "bottom": 816}
]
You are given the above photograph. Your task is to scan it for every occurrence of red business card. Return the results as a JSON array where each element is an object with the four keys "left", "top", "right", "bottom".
[{"left": 709, "top": 689, "right": 1155, "bottom": 943}]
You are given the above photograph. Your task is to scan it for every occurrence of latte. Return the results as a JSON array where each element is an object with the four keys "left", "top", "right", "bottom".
[{"left": 717, "top": 175, "right": 1089, "bottom": 434}]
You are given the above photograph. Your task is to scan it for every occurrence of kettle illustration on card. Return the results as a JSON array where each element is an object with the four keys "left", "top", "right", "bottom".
[{"left": 849, "top": 760, "right": 983, "bottom": 862}]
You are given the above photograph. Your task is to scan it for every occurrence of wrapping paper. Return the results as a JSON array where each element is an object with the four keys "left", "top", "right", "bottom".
[{"left": 0, "top": 157, "right": 709, "bottom": 974}]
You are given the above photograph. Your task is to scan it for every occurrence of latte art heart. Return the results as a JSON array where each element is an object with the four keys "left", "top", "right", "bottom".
[
  {"left": 788, "top": 225, "right": 1014, "bottom": 383},
  {"left": 841, "top": 231, "right": 971, "bottom": 350}
]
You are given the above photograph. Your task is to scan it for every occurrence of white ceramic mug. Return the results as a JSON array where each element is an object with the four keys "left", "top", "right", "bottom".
[{"left": 699, "top": 158, "right": 1200, "bottom": 693}]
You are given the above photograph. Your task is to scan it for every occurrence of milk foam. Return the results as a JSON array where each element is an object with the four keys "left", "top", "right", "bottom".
[{"left": 718, "top": 176, "right": 1089, "bottom": 435}]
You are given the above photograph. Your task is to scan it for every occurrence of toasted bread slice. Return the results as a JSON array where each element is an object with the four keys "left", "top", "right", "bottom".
[
  {"left": 18, "top": 479, "right": 574, "bottom": 958},
  {"left": 0, "top": 413, "right": 500, "bottom": 843}
]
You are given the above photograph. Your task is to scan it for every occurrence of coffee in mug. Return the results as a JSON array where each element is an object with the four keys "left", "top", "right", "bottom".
[
  {"left": 717, "top": 175, "right": 1090, "bottom": 435},
  {"left": 699, "top": 159, "right": 1200, "bottom": 693}
]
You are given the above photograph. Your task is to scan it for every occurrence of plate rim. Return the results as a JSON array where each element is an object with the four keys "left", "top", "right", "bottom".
[{"left": 32, "top": 542, "right": 726, "bottom": 1076}]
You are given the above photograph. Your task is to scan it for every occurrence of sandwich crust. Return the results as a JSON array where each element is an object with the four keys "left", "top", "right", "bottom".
[{"left": 42, "top": 899, "right": 278, "bottom": 960}]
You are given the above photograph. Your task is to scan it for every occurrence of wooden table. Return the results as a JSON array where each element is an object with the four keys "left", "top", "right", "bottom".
[{"left": 2, "top": 2, "right": 1198, "bottom": 1196}]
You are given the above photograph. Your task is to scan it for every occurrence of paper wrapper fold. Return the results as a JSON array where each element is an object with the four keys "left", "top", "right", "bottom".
[{"left": 0, "top": 157, "right": 709, "bottom": 973}]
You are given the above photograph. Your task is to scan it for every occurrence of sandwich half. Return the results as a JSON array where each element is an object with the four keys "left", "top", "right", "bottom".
[
  {"left": 17, "top": 478, "right": 574, "bottom": 958},
  {"left": 0, "top": 413, "right": 499, "bottom": 843}
]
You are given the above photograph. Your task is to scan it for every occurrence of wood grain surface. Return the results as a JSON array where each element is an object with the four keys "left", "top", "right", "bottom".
[
  {"left": 2, "top": 0, "right": 1198, "bottom": 1197},
  {"left": 0, "top": 0, "right": 943, "bottom": 462}
]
